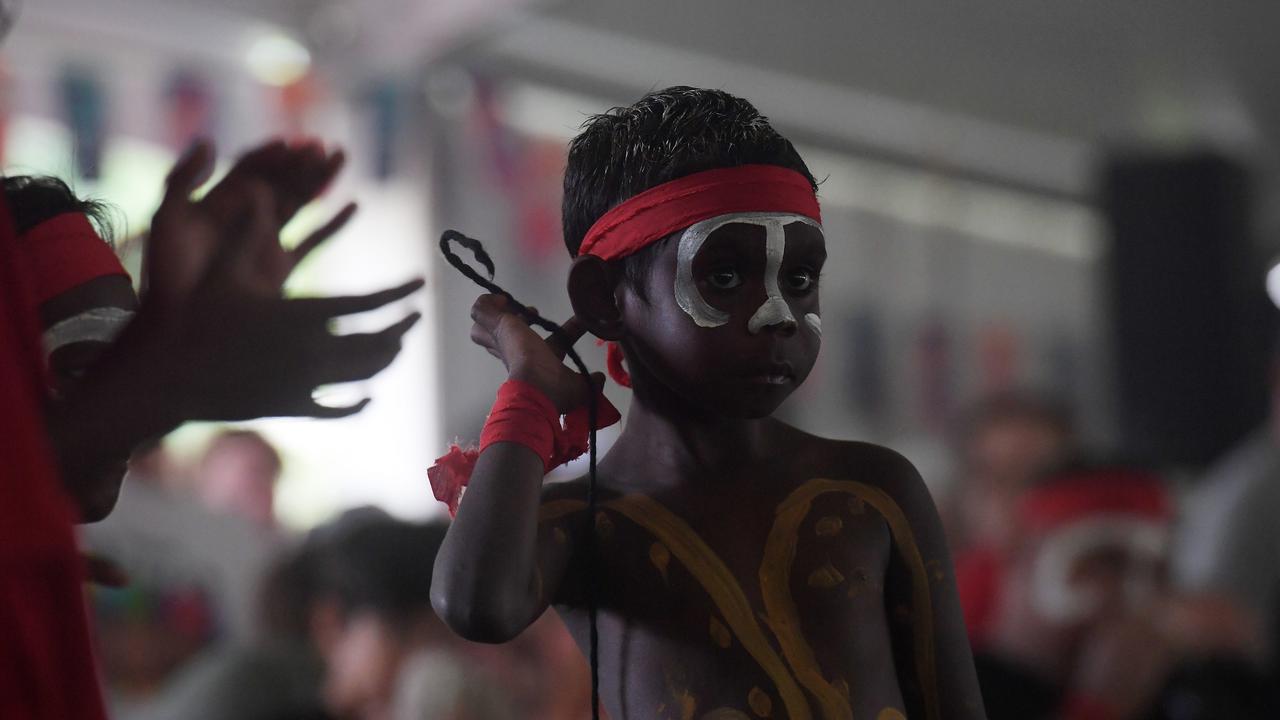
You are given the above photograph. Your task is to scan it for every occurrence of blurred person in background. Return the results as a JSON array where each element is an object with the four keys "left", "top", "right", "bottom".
[
  {"left": 135, "top": 511, "right": 333, "bottom": 720},
  {"left": 1173, "top": 344, "right": 1280, "bottom": 681},
  {"left": 144, "top": 507, "right": 591, "bottom": 720},
  {"left": 82, "top": 437, "right": 286, "bottom": 716},
  {"left": 309, "top": 509, "right": 519, "bottom": 720},
  {"left": 975, "top": 460, "right": 1275, "bottom": 720},
  {"left": 312, "top": 508, "right": 593, "bottom": 720},
  {"left": 196, "top": 429, "right": 285, "bottom": 532},
  {"left": 948, "top": 391, "right": 1077, "bottom": 648}
]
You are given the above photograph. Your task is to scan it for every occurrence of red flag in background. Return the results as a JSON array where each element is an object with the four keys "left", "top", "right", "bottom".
[
  {"left": 516, "top": 139, "right": 567, "bottom": 262},
  {"left": 164, "top": 71, "right": 214, "bottom": 152},
  {"left": 470, "top": 77, "right": 566, "bottom": 264},
  {"left": 277, "top": 71, "right": 320, "bottom": 139}
]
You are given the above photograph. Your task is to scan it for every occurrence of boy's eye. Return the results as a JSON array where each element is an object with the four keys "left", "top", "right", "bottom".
[
  {"left": 706, "top": 268, "right": 743, "bottom": 290},
  {"left": 785, "top": 268, "right": 818, "bottom": 293}
]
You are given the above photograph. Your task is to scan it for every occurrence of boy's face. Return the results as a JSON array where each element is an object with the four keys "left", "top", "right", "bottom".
[
  {"left": 40, "top": 273, "right": 139, "bottom": 521},
  {"left": 621, "top": 216, "right": 826, "bottom": 418}
]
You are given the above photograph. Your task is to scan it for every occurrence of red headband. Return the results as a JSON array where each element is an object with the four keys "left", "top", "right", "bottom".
[
  {"left": 20, "top": 213, "right": 129, "bottom": 305},
  {"left": 578, "top": 164, "right": 821, "bottom": 261},
  {"left": 1019, "top": 470, "right": 1171, "bottom": 534}
]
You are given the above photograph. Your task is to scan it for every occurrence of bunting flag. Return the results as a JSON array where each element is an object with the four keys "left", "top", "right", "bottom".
[
  {"left": 59, "top": 67, "right": 106, "bottom": 179},
  {"left": 163, "top": 70, "right": 214, "bottom": 152},
  {"left": 277, "top": 71, "right": 319, "bottom": 138},
  {"left": 469, "top": 76, "right": 565, "bottom": 264},
  {"left": 517, "top": 138, "right": 567, "bottom": 262},
  {"left": 470, "top": 76, "right": 520, "bottom": 188},
  {"left": 978, "top": 321, "right": 1020, "bottom": 394},
  {"left": 915, "top": 316, "right": 953, "bottom": 431},
  {"left": 365, "top": 80, "right": 401, "bottom": 181}
]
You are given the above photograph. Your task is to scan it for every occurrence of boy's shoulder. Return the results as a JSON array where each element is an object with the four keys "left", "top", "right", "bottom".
[{"left": 784, "top": 428, "right": 936, "bottom": 518}]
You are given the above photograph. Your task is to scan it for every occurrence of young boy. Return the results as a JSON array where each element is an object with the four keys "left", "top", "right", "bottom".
[{"left": 432, "top": 87, "right": 984, "bottom": 720}]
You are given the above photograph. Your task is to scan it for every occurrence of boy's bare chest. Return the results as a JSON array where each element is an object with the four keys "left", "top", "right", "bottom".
[{"left": 546, "top": 477, "right": 909, "bottom": 719}]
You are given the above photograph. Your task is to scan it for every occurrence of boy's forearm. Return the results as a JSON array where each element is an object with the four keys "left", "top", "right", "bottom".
[{"left": 431, "top": 441, "right": 551, "bottom": 642}]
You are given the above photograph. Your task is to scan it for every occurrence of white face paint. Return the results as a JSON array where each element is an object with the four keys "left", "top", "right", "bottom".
[
  {"left": 1029, "top": 517, "right": 1168, "bottom": 623},
  {"left": 674, "top": 211, "right": 821, "bottom": 332},
  {"left": 804, "top": 313, "right": 822, "bottom": 337},
  {"left": 42, "top": 307, "right": 135, "bottom": 358}
]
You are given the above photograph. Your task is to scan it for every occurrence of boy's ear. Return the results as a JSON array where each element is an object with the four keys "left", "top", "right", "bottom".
[{"left": 567, "top": 255, "right": 624, "bottom": 341}]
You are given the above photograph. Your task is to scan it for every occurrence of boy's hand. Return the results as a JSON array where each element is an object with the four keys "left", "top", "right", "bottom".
[
  {"left": 137, "top": 139, "right": 422, "bottom": 420},
  {"left": 469, "top": 294, "right": 603, "bottom": 414}
]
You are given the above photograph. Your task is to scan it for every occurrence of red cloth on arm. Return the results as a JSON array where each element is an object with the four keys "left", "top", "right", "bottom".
[
  {"left": 428, "top": 380, "right": 621, "bottom": 517},
  {"left": 0, "top": 193, "right": 108, "bottom": 719}
]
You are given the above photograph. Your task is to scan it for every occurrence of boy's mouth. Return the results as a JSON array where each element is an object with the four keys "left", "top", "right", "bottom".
[{"left": 746, "top": 362, "right": 794, "bottom": 385}]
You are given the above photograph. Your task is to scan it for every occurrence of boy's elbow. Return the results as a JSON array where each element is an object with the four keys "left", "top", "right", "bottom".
[{"left": 430, "top": 579, "right": 527, "bottom": 644}]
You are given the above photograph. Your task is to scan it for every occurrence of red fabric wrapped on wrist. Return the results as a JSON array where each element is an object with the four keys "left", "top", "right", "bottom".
[
  {"left": 428, "top": 379, "right": 620, "bottom": 516},
  {"left": 479, "top": 379, "right": 561, "bottom": 471}
]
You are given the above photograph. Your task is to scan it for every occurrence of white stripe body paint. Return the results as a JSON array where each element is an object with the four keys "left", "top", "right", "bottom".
[
  {"left": 42, "top": 307, "right": 135, "bottom": 357},
  {"left": 674, "top": 211, "right": 821, "bottom": 332}
]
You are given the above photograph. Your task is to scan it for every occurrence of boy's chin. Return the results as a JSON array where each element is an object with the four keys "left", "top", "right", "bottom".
[{"left": 705, "top": 384, "right": 797, "bottom": 419}]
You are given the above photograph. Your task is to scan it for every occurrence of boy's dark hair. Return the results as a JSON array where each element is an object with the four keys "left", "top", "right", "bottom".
[
  {"left": 3, "top": 175, "right": 116, "bottom": 244},
  {"left": 562, "top": 86, "right": 817, "bottom": 299}
]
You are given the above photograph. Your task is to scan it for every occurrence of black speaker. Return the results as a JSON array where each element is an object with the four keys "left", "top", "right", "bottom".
[{"left": 1102, "top": 151, "right": 1272, "bottom": 468}]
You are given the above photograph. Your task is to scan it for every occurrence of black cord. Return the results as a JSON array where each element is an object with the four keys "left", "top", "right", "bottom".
[{"left": 440, "top": 229, "right": 602, "bottom": 720}]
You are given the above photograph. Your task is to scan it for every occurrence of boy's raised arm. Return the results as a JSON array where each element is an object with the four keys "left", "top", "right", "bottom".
[
  {"left": 880, "top": 451, "right": 988, "bottom": 720},
  {"left": 431, "top": 294, "right": 599, "bottom": 643}
]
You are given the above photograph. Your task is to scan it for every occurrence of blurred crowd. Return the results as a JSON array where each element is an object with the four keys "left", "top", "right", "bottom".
[
  {"left": 942, "top": 390, "right": 1280, "bottom": 719},
  {"left": 74, "top": 379, "right": 1280, "bottom": 720},
  {"left": 83, "top": 431, "right": 593, "bottom": 720}
]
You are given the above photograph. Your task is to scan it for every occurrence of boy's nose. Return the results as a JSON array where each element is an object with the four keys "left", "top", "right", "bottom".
[
  {"left": 748, "top": 297, "right": 796, "bottom": 335},
  {"left": 760, "top": 315, "right": 798, "bottom": 337}
]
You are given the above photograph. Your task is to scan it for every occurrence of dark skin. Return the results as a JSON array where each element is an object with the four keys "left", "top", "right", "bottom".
[
  {"left": 433, "top": 223, "right": 985, "bottom": 719},
  {"left": 41, "top": 140, "right": 422, "bottom": 523}
]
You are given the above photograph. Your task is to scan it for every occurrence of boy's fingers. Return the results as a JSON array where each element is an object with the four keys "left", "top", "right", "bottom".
[
  {"left": 469, "top": 324, "right": 498, "bottom": 351},
  {"left": 470, "top": 294, "right": 518, "bottom": 332},
  {"left": 546, "top": 316, "right": 587, "bottom": 360},
  {"left": 291, "top": 202, "right": 357, "bottom": 266},
  {"left": 301, "top": 278, "right": 425, "bottom": 318}
]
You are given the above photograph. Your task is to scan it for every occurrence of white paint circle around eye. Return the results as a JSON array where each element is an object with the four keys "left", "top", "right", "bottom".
[{"left": 674, "top": 212, "right": 822, "bottom": 330}]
